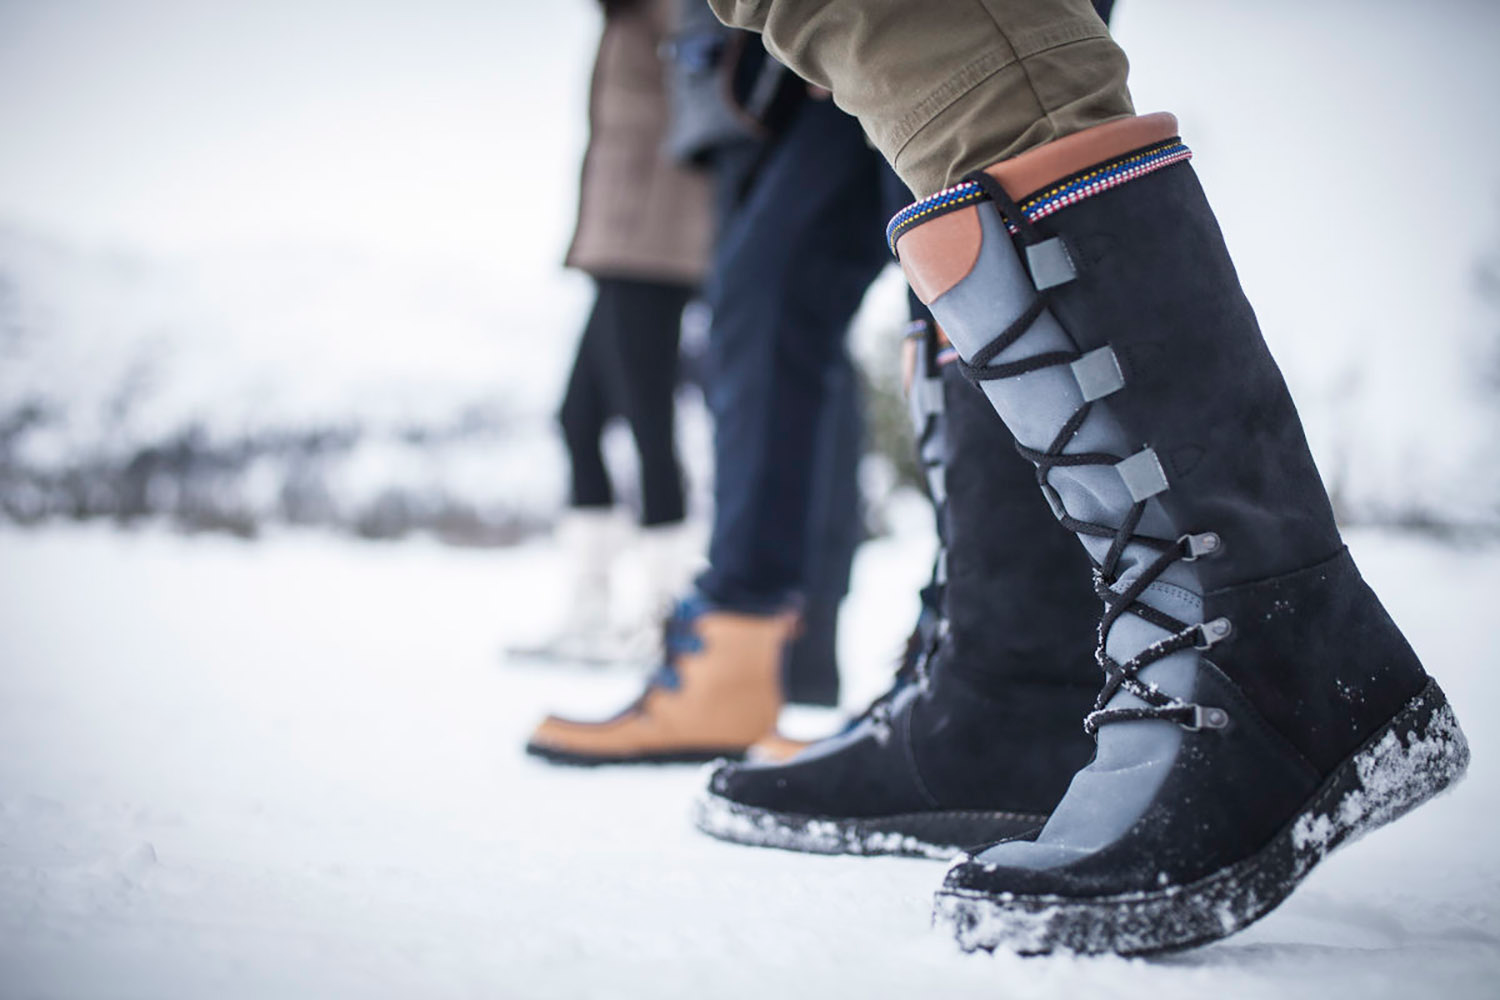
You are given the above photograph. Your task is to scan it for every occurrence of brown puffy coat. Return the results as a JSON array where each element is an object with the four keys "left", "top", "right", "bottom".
[{"left": 564, "top": 0, "right": 713, "bottom": 285}]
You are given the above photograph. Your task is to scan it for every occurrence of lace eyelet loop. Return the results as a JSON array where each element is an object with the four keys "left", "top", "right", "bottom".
[
  {"left": 1178, "top": 531, "right": 1222, "bottom": 561},
  {"left": 1181, "top": 705, "right": 1230, "bottom": 731},
  {"left": 1194, "top": 617, "right": 1234, "bottom": 649}
]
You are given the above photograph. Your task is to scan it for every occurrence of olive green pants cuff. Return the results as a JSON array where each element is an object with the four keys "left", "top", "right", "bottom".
[
  {"left": 896, "top": 31, "right": 1134, "bottom": 196},
  {"left": 709, "top": 0, "right": 1135, "bottom": 198}
]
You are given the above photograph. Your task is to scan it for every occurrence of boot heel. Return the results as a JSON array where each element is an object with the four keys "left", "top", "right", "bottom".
[{"left": 1291, "top": 678, "right": 1470, "bottom": 864}]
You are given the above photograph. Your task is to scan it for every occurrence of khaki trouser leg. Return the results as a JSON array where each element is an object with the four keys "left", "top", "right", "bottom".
[{"left": 708, "top": 0, "right": 1134, "bottom": 197}]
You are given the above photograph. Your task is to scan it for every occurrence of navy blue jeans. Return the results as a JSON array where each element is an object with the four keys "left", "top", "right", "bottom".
[{"left": 695, "top": 97, "right": 894, "bottom": 612}]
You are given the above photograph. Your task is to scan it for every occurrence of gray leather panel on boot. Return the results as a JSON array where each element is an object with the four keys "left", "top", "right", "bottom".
[
  {"left": 934, "top": 211, "right": 1192, "bottom": 601},
  {"left": 974, "top": 581, "right": 1202, "bottom": 871},
  {"left": 927, "top": 207, "right": 1205, "bottom": 870}
]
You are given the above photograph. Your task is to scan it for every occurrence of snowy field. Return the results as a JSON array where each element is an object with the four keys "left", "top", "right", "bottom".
[{"left": 1, "top": 521, "right": 1498, "bottom": 999}]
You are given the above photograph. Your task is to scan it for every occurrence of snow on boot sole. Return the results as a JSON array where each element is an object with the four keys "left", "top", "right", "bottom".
[
  {"left": 932, "top": 677, "right": 1469, "bottom": 956},
  {"left": 694, "top": 789, "right": 1046, "bottom": 861}
]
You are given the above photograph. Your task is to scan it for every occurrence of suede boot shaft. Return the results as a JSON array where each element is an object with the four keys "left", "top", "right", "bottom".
[
  {"left": 894, "top": 116, "right": 1424, "bottom": 768},
  {"left": 940, "top": 362, "right": 1097, "bottom": 698}
]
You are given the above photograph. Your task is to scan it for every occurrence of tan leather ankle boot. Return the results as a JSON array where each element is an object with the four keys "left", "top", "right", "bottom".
[{"left": 526, "top": 603, "right": 796, "bottom": 765}]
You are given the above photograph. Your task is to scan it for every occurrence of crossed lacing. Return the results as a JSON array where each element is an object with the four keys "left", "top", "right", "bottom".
[
  {"left": 955, "top": 171, "right": 1230, "bottom": 737},
  {"left": 646, "top": 597, "right": 707, "bottom": 693}
]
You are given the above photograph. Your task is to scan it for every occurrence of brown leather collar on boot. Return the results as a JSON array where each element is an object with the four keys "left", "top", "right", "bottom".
[{"left": 897, "top": 113, "right": 1179, "bottom": 304}]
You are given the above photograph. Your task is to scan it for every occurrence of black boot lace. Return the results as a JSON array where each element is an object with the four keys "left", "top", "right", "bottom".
[{"left": 955, "top": 171, "right": 1231, "bottom": 737}]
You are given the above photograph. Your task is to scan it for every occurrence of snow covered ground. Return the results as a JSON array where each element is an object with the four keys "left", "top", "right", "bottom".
[{"left": 1, "top": 520, "right": 1497, "bottom": 999}]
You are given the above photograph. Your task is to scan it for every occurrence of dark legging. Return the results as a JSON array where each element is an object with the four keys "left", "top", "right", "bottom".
[{"left": 558, "top": 276, "right": 693, "bottom": 527}]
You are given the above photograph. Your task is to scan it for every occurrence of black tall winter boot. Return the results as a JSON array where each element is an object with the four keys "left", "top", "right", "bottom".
[
  {"left": 782, "top": 595, "right": 843, "bottom": 708},
  {"left": 889, "top": 113, "right": 1470, "bottom": 955},
  {"left": 695, "top": 320, "right": 1101, "bottom": 858}
]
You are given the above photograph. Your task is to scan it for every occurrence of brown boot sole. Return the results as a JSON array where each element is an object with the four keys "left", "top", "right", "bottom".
[{"left": 524, "top": 743, "right": 747, "bottom": 767}]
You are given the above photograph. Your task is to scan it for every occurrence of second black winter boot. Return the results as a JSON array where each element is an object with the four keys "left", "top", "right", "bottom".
[
  {"left": 889, "top": 113, "right": 1470, "bottom": 955},
  {"left": 781, "top": 594, "right": 843, "bottom": 707},
  {"left": 695, "top": 324, "right": 1101, "bottom": 858}
]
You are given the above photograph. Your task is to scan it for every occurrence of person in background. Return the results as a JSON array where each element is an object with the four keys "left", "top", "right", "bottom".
[
  {"left": 525, "top": 0, "right": 1117, "bottom": 761},
  {"left": 526, "top": 0, "right": 713, "bottom": 664},
  {"left": 526, "top": 13, "right": 895, "bottom": 763},
  {"left": 665, "top": 6, "right": 867, "bottom": 709}
]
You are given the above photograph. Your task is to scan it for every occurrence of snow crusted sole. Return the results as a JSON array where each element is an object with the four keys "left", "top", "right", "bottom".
[
  {"left": 693, "top": 788, "right": 1046, "bottom": 861},
  {"left": 933, "top": 678, "right": 1469, "bottom": 956}
]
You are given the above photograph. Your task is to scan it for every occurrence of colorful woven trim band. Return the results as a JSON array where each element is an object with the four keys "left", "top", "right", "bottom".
[{"left": 886, "top": 138, "right": 1193, "bottom": 256}]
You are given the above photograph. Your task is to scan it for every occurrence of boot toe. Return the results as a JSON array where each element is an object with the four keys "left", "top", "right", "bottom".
[
  {"left": 705, "top": 756, "right": 803, "bottom": 811},
  {"left": 940, "top": 847, "right": 1100, "bottom": 900},
  {"left": 525, "top": 712, "right": 634, "bottom": 762}
]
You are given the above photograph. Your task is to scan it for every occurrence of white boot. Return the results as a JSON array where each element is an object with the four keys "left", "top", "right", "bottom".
[
  {"left": 615, "top": 520, "right": 698, "bottom": 664},
  {"left": 518, "top": 508, "right": 624, "bottom": 664},
  {"left": 638, "top": 521, "right": 696, "bottom": 618}
]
